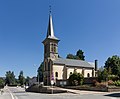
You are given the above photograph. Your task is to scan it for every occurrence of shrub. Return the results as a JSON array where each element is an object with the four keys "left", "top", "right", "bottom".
[
  {"left": 108, "top": 80, "right": 114, "bottom": 86},
  {"left": 68, "top": 73, "right": 84, "bottom": 86},
  {"left": 95, "top": 82, "right": 106, "bottom": 88},
  {"left": 108, "top": 75, "right": 119, "bottom": 81},
  {"left": 0, "top": 78, "right": 5, "bottom": 89},
  {"left": 92, "top": 80, "right": 98, "bottom": 86},
  {"left": 114, "top": 80, "right": 120, "bottom": 86}
]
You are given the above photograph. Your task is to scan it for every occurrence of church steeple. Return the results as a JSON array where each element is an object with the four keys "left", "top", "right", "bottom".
[
  {"left": 46, "top": 13, "right": 58, "bottom": 40},
  {"left": 42, "top": 9, "right": 59, "bottom": 59},
  {"left": 42, "top": 6, "right": 60, "bottom": 85},
  {"left": 47, "top": 14, "right": 54, "bottom": 37}
]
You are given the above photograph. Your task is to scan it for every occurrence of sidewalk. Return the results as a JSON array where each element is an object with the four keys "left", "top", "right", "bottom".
[
  {"left": 0, "top": 86, "right": 11, "bottom": 99},
  {"left": 54, "top": 87, "right": 108, "bottom": 95}
]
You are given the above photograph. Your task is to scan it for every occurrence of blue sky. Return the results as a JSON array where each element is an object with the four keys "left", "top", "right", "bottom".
[{"left": 0, "top": 0, "right": 120, "bottom": 77}]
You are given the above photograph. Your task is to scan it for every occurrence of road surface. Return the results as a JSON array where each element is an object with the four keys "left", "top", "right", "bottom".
[{"left": 0, "top": 86, "right": 119, "bottom": 99}]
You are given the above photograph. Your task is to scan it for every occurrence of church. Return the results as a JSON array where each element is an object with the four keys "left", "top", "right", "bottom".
[{"left": 42, "top": 12, "right": 98, "bottom": 86}]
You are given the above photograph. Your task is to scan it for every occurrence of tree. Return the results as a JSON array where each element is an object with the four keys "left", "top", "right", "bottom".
[
  {"left": 37, "top": 62, "right": 44, "bottom": 82},
  {"left": 76, "top": 49, "right": 85, "bottom": 60},
  {"left": 104, "top": 55, "right": 120, "bottom": 76},
  {"left": 25, "top": 76, "right": 30, "bottom": 86},
  {"left": 68, "top": 72, "right": 84, "bottom": 86},
  {"left": 66, "top": 54, "right": 76, "bottom": 59},
  {"left": 66, "top": 49, "right": 85, "bottom": 60},
  {"left": 5, "top": 71, "right": 16, "bottom": 85},
  {"left": 18, "top": 71, "right": 25, "bottom": 86},
  {"left": 98, "top": 68, "right": 108, "bottom": 82},
  {"left": 97, "top": 66, "right": 103, "bottom": 82},
  {"left": 102, "top": 68, "right": 108, "bottom": 81},
  {"left": 108, "top": 67, "right": 112, "bottom": 75},
  {"left": 0, "top": 78, "right": 5, "bottom": 88}
]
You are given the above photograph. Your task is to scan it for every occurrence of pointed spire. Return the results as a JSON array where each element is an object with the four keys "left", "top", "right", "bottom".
[
  {"left": 47, "top": 13, "right": 55, "bottom": 38},
  {"left": 46, "top": 5, "right": 58, "bottom": 40},
  {"left": 44, "top": 5, "right": 59, "bottom": 41}
]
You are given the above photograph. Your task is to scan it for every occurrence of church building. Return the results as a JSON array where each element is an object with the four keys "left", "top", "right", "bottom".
[{"left": 42, "top": 12, "right": 98, "bottom": 85}]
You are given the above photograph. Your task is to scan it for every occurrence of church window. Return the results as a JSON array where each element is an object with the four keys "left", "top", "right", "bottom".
[
  {"left": 53, "top": 44, "right": 56, "bottom": 53},
  {"left": 45, "top": 45, "right": 47, "bottom": 53},
  {"left": 55, "top": 72, "right": 58, "bottom": 77},
  {"left": 48, "top": 61, "right": 50, "bottom": 71},
  {"left": 51, "top": 44, "right": 54, "bottom": 52},
  {"left": 45, "top": 62, "right": 48, "bottom": 71},
  {"left": 51, "top": 43, "right": 57, "bottom": 53},
  {"left": 87, "top": 73, "right": 90, "bottom": 77},
  {"left": 95, "top": 72, "right": 97, "bottom": 77}
]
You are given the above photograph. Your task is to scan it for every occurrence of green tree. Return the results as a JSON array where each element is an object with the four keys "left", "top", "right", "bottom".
[
  {"left": 18, "top": 71, "right": 25, "bottom": 86},
  {"left": 98, "top": 68, "right": 109, "bottom": 82},
  {"left": 0, "top": 78, "right": 5, "bottom": 88},
  {"left": 76, "top": 49, "right": 85, "bottom": 60},
  {"left": 37, "top": 62, "right": 44, "bottom": 82},
  {"left": 108, "top": 67, "right": 112, "bottom": 75},
  {"left": 102, "top": 68, "right": 108, "bottom": 81},
  {"left": 5, "top": 71, "right": 16, "bottom": 85},
  {"left": 98, "top": 67, "right": 108, "bottom": 82},
  {"left": 66, "top": 49, "right": 85, "bottom": 60},
  {"left": 98, "top": 66, "right": 104, "bottom": 82},
  {"left": 68, "top": 72, "right": 84, "bottom": 86},
  {"left": 104, "top": 55, "right": 120, "bottom": 76},
  {"left": 25, "top": 76, "right": 30, "bottom": 86},
  {"left": 66, "top": 54, "right": 76, "bottom": 59}
]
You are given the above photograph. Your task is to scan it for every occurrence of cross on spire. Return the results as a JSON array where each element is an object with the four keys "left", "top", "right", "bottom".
[
  {"left": 49, "top": 5, "right": 52, "bottom": 14},
  {"left": 46, "top": 6, "right": 58, "bottom": 40}
]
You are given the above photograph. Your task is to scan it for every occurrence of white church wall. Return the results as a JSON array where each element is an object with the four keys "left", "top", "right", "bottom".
[
  {"left": 67, "top": 67, "right": 93, "bottom": 78},
  {"left": 76, "top": 68, "right": 82, "bottom": 74},
  {"left": 84, "top": 69, "right": 93, "bottom": 77},
  {"left": 67, "top": 68, "right": 84, "bottom": 79},
  {"left": 53, "top": 65, "right": 64, "bottom": 80},
  {"left": 67, "top": 68, "right": 74, "bottom": 79},
  {"left": 52, "top": 64, "right": 94, "bottom": 81}
]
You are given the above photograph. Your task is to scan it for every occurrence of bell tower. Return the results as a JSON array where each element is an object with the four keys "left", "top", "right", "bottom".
[
  {"left": 42, "top": 13, "right": 59, "bottom": 59},
  {"left": 42, "top": 9, "right": 59, "bottom": 85}
]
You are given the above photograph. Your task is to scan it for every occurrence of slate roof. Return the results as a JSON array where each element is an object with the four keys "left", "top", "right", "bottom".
[
  {"left": 46, "top": 14, "right": 59, "bottom": 40},
  {"left": 52, "top": 58, "right": 94, "bottom": 68}
]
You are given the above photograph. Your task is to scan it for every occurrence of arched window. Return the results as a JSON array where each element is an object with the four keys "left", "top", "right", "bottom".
[
  {"left": 70, "top": 72, "right": 72, "bottom": 75},
  {"left": 51, "top": 44, "right": 54, "bottom": 52},
  {"left": 45, "top": 45, "right": 47, "bottom": 53},
  {"left": 53, "top": 44, "right": 56, "bottom": 53},
  {"left": 48, "top": 61, "right": 50, "bottom": 71},
  {"left": 51, "top": 43, "right": 57, "bottom": 53},
  {"left": 55, "top": 72, "right": 58, "bottom": 77},
  {"left": 87, "top": 73, "right": 90, "bottom": 77}
]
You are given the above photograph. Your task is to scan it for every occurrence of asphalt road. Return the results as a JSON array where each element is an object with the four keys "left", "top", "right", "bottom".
[{"left": 0, "top": 86, "right": 120, "bottom": 99}]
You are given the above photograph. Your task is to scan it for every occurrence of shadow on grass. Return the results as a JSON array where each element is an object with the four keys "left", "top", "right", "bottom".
[{"left": 105, "top": 93, "right": 120, "bottom": 97}]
